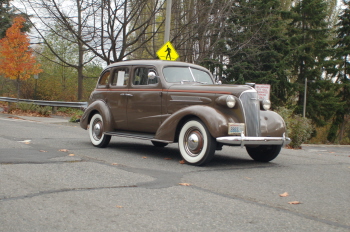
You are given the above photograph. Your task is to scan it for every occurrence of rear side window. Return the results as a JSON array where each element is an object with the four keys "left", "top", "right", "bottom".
[
  {"left": 111, "top": 67, "right": 129, "bottom": 86},
  {"left": 98, "top": 71, "right": 110, "bottom": 86}
]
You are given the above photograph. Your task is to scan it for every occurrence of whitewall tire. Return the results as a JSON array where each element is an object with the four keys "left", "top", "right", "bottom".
[
  {"left": 178, "top": 119, "right": 216, "bottom": 166},
  {"left": 88, "top": 113, "right": 111, "bottom": 148}
]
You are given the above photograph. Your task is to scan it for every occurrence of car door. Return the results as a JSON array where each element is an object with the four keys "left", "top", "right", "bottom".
[
  {"left": 107, "top": 66, "right": 130, "bottom": 130},
  {"left": 126, "top": 66, "right": 163, "bottom": 133}
]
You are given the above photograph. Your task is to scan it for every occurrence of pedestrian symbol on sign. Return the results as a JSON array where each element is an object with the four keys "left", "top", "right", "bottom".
[{"left": 157, "top": 41, "right": 179, "bottom": 61}]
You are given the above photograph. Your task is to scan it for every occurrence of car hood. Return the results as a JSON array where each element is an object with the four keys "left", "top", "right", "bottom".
[{"left": 167, "top": 83, "right": 254, "bottom": 97}]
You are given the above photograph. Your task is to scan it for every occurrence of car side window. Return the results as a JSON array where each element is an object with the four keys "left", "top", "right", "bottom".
[
  {"left": 98, "top": 70, "right": 110, "bottom": 86},
  {"left": 111, "top": 67, "right": 129, "bottom": 86},
  {"left": 133, "top": 67, "right": 158, "bottom": 85}
]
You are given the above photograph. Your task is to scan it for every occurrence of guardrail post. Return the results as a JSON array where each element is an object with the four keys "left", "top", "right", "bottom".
[
  {"left": 52, "top": 106, "right": 57, "bottom": 114},
  {"left": 8, "top": 102, "right": 12, "bottom": 112}
]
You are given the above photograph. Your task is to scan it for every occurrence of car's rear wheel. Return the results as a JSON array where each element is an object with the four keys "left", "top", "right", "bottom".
[
  {"left": 246, "top": 145, "right": 281, "bottom": 162},
  {"left": 151, "top": 141, "right": 168, "bottom": 147},
  {"left": 89, "top": 113, "right": 111, "bottom": 148},
  {"left": 178, "top": 119, "right": 216, "bottom": 166}
]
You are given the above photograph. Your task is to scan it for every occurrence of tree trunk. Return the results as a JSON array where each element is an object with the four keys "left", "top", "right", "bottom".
[{"left": 16, "top": 76, "right": 21, "bottom": 100}]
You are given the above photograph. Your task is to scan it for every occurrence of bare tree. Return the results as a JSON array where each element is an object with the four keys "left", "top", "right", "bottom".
[
  {"left": 17, "top": 0, "right": 99, "bottom": 100},
  {"left": 16, "top": 0, "right": 165, "bottom": 100}
]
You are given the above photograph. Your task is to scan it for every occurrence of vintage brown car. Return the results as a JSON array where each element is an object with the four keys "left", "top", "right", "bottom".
[{"left": 80, "top": 60, "right": 290, "bottom": 165}]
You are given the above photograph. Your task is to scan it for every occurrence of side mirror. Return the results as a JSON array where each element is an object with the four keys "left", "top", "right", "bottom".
[{"left": 148, "top": 71, "right": 157, "bottom": 80}]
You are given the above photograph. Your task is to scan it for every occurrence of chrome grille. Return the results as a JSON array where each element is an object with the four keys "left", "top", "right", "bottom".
[{"left": 239, "top": 90, "right": 260, "bottom": 137}]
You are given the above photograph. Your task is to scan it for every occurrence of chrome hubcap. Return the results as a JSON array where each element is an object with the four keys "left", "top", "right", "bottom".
[
  {"left": 184, "top": 128, "right": 203, "bottom": 157},
  {"left": 188, "top": 133, "right": 199, "bottom": 150},
  {"left": 92, "top": 120, "right": 102, "bottom": 140}
]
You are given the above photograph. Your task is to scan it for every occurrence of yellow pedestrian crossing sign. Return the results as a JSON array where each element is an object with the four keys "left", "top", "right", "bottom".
[{"left": 157, "top": 41, "right": 179, "bottom": 61}]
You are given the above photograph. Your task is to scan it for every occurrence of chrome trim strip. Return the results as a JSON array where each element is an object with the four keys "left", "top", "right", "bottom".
[{"left": 216, "top": 133, "right": 291, "bottom": 147}]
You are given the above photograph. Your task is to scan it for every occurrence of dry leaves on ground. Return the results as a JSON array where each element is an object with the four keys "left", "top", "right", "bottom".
[
  {"left": 179, "top": 183, "right": 191, "bottom": 186},
  {"left": 288, "top": 201, "right": 302, "bottom": 205},
  {"left": 18, "top": 140, "right": 31, "bottom": 144},
  {"left": 279, "top": 192, "right": 289, "bottom": 197},
  {"left": 59, "top": 149, "right": 69, "bottom": 152}
]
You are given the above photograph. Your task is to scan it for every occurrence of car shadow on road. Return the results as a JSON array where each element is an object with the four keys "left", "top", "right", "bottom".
[{"left": 104, "top": 141, "right": 280, "bottom": 168}]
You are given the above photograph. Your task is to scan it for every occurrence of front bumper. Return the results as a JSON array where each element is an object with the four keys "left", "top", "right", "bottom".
[{"left": 216, "top": 132, "right": 291, "bottom": 147}]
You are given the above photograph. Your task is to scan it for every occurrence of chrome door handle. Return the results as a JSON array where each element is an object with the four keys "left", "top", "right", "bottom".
[{"left": 120, "top": 93, "right": 133, "bottom": 97}]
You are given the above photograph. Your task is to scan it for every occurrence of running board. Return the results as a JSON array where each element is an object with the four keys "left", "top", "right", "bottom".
[
  {"left": 104, "top": 131, "right": 172, "bottom": 144},
  {"left": 104, "top": 131, "right": 154, "bottom": 140}
]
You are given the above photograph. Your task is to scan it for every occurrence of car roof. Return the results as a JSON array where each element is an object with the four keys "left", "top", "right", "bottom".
[{"left": 105, "top": 60, "right": 209, "bottom": 71}]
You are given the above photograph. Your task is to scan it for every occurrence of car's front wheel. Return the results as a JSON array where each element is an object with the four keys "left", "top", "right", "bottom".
[
  {"left": 89, "top": 113, "right": 111, "bottom": 148},
  {"left": 246, "top": 145, "right": 282, "bottom": 162},
  {"left": 178, "top": 119, "right": 216, "bottom": 166}
]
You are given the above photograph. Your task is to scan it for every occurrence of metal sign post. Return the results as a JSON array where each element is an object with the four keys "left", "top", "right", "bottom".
[{"left": 164, "top": 0, "right": 172, "bottom": 44}]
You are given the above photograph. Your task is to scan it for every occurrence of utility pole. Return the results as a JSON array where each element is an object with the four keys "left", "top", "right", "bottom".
[
  {"left": 303, "top": 77, "right": 307, "bottom": 118},
  {"left": 164, "top": 0, "right": 172, "bottom": 43}
]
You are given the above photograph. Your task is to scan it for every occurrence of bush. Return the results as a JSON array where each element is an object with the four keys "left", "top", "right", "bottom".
[
  {"left": 16, "top": 102, "right": 39, "bottom": 112},
  {"left": 69, "top": 109, "right": 83, "bottom": 122},
  {"left": 277, "top": 107, "right": 314, "bottom": 149},
  {"left": 8, "top": 102, "right": 52, "bottom": 116},
  {"left": 36, "top": 106, "right": 52, "bottom": 116}
]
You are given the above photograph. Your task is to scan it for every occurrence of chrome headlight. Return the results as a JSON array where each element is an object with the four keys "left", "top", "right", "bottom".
[
  {"left": 226, "top": 95, "right": 236, "bottom": 108},
  {"left": 261, "top": 99, "right": 271, "bottom": 110},
  {"left": 215, "top": 95, "right": 237, "bottom": 108}
]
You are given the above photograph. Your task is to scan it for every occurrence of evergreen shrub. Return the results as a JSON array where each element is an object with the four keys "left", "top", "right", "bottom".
[{"left": 277, "top": 107, "right": 313, "bottom": 148}]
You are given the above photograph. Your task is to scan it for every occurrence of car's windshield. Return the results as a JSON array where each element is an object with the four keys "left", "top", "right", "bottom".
[{"left": 163, "top": 67, "right": 213, "bottom": 84}]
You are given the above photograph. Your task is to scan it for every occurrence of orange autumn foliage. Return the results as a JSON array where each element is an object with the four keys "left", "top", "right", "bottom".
[{"left": 0, "top": 17, "right": 42, "bottom": 81}]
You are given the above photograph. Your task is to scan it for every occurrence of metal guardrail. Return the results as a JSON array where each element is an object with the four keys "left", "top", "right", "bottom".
[{"left": 0, "top": 97, "right": 87, "bottom": 108}]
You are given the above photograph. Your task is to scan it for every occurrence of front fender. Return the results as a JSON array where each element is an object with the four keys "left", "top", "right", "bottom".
[
  {"left": 260, "top": 111, "right": 287, "bottom": 137},
  {"left": 154, "top": 105, "right": 237, "bottom": 142},
  {"left": 79, "top": 100, "right": 114, "bottom": 132}
]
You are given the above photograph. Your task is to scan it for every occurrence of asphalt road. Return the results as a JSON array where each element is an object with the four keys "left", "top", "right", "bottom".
[{"left": 0, "top": 113, "right": 349, "bottom": 232}]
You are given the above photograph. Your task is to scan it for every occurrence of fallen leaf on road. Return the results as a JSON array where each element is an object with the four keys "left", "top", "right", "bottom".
[
  {"left": 68, "top": 154, "right": 75, "bottom": 157},
  {"left": 112, "top": 163, "right": 118, "bottom": 166},
  {"left": 179, "top": 183, "right": 191, "bottom": 186},
  {"left": 18, "top": 140, "right": 31, "bottom": 144},
  {"left": 245, "top": 177, "right": 252, "bottom": 180},
  {"left": 59, "top": 149, "right": 69, "bottom": 152},
  {"left": 40, "top": 150, "right": 47, "bottom": 152},
  {"left": 179, "top": 160, "right": 186, "bottom": 164},
  {"left": 116, "top": 205, "right": 123, "bottom": 208},
  {"left": 142, "top": 156, "right": 147, "bottom": 159},
  {"left": 164, "top": 158, "right": 172, "bottom": 160},
  {"left": 9, "top": 117, "right": 22, "bottom": 120},
  {"left": 280, "top": 192, "right": 289, "bottom": 197},
  {"left": 288, "top": 201, "right": 301, "bottom": 205}
]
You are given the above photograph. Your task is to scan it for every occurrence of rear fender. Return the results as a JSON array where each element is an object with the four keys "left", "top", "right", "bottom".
[{"left": 80, "top": 100, "right": 114, "bottom": 132}]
